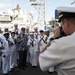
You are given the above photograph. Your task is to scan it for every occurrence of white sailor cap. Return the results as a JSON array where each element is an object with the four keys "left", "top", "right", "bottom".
[
  {"left": 56, "top": 7, "right": 75, "bottom": 22},
  {"left": 34, "top": 27, "right": 38, "bottom": 29},
  {"left": 26, "top": 26, "right": 29, "bottom": 29},
  {"left": 29, "top": 33, "right": 34, "bottom": 36},
  {"left": 14, "top": 23, "right": 18, "bottom": 26},
  {"left": 11, "top": 30, "right": 15, "bottom": 34}
]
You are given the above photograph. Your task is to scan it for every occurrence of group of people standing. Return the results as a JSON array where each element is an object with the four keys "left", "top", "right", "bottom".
[{"left": 0, "top": 23, "right": 56, "bottom": 75}]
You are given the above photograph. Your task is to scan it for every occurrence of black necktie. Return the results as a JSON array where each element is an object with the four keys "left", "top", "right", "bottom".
[{"left": 6, "top": 39, "right": 11, "bottom": 47}]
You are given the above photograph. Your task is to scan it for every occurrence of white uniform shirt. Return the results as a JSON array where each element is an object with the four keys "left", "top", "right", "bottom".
[
  {"left": 28, "top": 38, "right": 38, "bottom": 52},
  {"left": 38, "top": 34, "right": 47, "bottom": 52},
  {"left": 39, "top": 32, "right": 75, "bottom": 75},
  {"left": 10, "top": 36, "right": 16, "bottom": 52},
  {"left": 13, "top": 29, "right": 20, "bottom": 35},
  {"left": 1, "top": 36, "right": 14, "bottom": 54},
  {"left": 0, "top": 38, "right": 10, "bottom": 55}
]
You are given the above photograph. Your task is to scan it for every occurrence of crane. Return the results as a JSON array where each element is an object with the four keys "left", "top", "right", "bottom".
[{"left": 30, "top": 0, "right": 46, "bottom": 30}]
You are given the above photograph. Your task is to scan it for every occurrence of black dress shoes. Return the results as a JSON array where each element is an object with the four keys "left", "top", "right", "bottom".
[
  {"left": 24, "top": 65, "right": 28, "bottom": 68},
  {"left": 19, "top": 67, "right": 25, "bottom": 70}
]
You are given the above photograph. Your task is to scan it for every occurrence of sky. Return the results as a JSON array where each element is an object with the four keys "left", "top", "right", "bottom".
[{"left": 0, "top": 0, "right": 75, "bottom": 22}]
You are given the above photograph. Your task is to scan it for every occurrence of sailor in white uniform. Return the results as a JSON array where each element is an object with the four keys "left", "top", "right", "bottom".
[
  {"left": 25, "top": 26, "right": 31, "bottom": 63},
  {"left": 1, "top": 32, "right": 13, "bottom": 75},
  {"left": 39, "top": 7, "right": 75, "bottom": 75},
  {"left": 34, "top": 27, "right": 39, "bottom": 39},
  {"left": 38, "top": 30, "right": 47, "bottom": 53},
  {"left": 13, "top": 23, "right": 20, "bottom": 35},
  {"left": 13, "top": 23, "right": 20, "bottom": 62},
  {"left": 10, "top": 31, "right": 17, "bottom": 70},
  {"left": 0, "top": 37, "right": 4, "bottom": 69},
  {"left": 28, "top": 33, "right": 38, "bottom": 67}
]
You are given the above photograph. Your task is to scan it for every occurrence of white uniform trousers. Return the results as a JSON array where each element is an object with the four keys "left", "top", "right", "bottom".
[
  {"left": 2, "top": 53, "right": 10, "bottom": 74},
  {"left": 10, "top": 51, "right": 16, "bottom": 69},
  {"left": 10, "top": 45, "right": 16, "bottom": 69},
  {"left": 29, "top": 50, "right": 38, "bottom": 66},
  {"left": 39, "top": 44, "right": 46, "bottom": 53}
]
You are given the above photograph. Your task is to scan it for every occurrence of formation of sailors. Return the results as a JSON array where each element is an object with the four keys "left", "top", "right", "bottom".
[{"left": 0, "top": 23, "right": 55, "bottom": 75}]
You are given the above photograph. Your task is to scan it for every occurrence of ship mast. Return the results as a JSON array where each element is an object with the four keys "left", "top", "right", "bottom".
[{"left": 30, "top": 0, "right": 46, "bottom": 30}]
